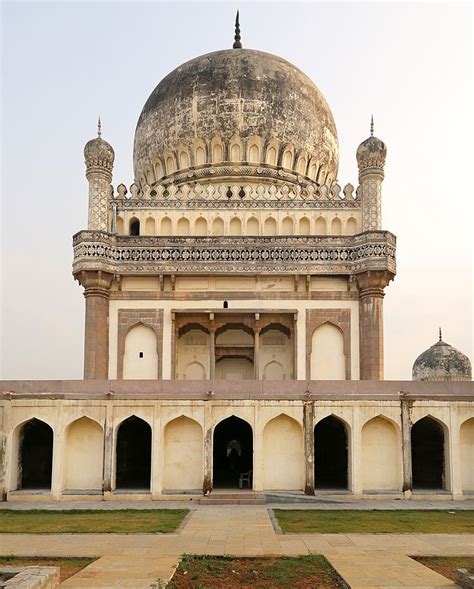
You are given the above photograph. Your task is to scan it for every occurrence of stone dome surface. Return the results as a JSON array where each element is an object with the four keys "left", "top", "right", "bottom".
[
  {"left": 412, "top": 338, "right": 472, "bottom": 381},
  {"left": 356, "top": 135, "right": 387, "bottom": 173},
  {"left": 84, "top": 136, "right": 115, "bottom": 171},
  {"left": 133, "top": 48, "right": 338, "bottom": 185}
]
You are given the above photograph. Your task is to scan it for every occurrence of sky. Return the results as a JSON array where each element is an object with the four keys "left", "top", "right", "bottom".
[{"left": 1, "top": 1, "right": 472, "bottom": 380}]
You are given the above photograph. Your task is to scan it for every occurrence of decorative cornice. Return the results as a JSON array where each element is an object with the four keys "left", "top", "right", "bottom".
[{"left": 73, "top": 231, "right": 396, "bottom": 276}]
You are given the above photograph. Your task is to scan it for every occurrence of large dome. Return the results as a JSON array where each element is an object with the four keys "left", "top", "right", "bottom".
[
  {"left": 412, "top": 336, "right": 472, "bottom": 382},
  {"left": 133, "top": 48, "right": 338, "bottom": 187}
]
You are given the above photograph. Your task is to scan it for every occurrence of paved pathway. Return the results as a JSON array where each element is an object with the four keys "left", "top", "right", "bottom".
[{"left": 1, "top": 506, "right": 473, "bottom": 588}]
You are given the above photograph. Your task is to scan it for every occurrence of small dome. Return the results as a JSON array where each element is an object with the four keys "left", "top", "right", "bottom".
[
  {"left": 133, "top": 48, "right": 338, "bottom": 187},
  {"left": 412, "top": 334, "right": 472, "bottom": 381},
  {"left": 356, "top": 135, "right": 387, "bottom": 173},
  {"left": 84, "top": 136, "right": 115, "bottom": 171}
]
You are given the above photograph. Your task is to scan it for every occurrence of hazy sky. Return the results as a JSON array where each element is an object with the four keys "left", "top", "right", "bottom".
[{"left": 1, "top": 1, "right": 472, "bottom": 380}]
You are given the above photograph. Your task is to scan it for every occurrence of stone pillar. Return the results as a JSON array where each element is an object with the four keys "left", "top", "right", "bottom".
[
  {"left": 103, "top": 402, "right": 114, "bottom": 498},
  {"left": 303, "top": 401, "right": 315, "bottom": 495},
  {"left": 203, "top": 402, "right": 213, "bottom": 494},
  {"left": 254, "top": 314, "right": 260, "bottom": 379},
  {"left": 253, "top": 402, "right": 263, "bottom": 491},
  {"left": 449, "top": 409, "right": 462, "bottom": 498},
  {"left": 0, "top": 400, "right": 11, "bottom": 501},
  {"left": 75, "top": 270, "right": 113, "bottom": 379},
  {"left": 151, "top": 403, "right": 162, "bottom": 498},
  {"left": 356, "top": 270, "right": 393, "bottom": 380},
  {"left": 351, "top": 406, "right": 362, "bottom": 496},
  {"left": 400, "top": 396, "right": 413, "bottom": 498},
  {"left": 51, "top": 402, "right": 64, "bottom": 499},
  {"left": 209, "top": 313, "right": 215, "bottom": 380}
]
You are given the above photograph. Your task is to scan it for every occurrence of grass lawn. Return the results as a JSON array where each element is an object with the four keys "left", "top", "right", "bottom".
[
  {"left": 413, "top": 556, "right": 474, "bottom": 582},
  {"left": 274, "top": 509, "right": 474, "bottom": 534},
  {"left": 168, "top": 554, "right": 344, "bottom": 588},
  {"left": 0, "top": 556, "right": 95, "bottom": 582},
  {"left": 0, "top": 509, "right": 188, "bottom": 534}
]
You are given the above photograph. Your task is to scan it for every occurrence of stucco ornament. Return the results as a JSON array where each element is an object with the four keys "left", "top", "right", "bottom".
[
  {"left": 133, "top": 49, "right": 338, "bottom": 187},
  {"left": 84, "top": 136, "right": 115, "bottom": 171},
  {"left": 356, "top": 135, "right": 387, "bottom": 173}
]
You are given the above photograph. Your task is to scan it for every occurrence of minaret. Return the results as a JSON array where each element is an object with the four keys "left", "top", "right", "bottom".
[
  {"left": 83, "top": 118, "right": 115, "bottom": 231},
  {"left": 355, "top": 117, "right": 393, "bottom": 380},
  {"left": 76, "top": 120, "right": 115, "bottom": 379},
  {"left": 356, "top": 116, "right": 387, "bottom": 231}
]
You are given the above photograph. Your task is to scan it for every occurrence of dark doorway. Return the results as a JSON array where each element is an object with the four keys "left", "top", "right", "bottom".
[
  {"left": 411, "top": 417, "right": 445, "bottom": 489},
  {"left": 213, "top": 416, "right": 253, "bottom": 488},
  {"left": 314, "top": 416, "right": 348, "bottom": 489},
  {"left": 116, "top": 416, "right": 152, "bottom": 490},
  {"left": 19, "top": 419, "right": 53, "bottom": 489}
]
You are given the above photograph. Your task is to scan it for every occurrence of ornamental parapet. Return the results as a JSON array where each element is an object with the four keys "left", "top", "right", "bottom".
[{"left": 73, "top": 230, "right": 396, "bottom": 276}]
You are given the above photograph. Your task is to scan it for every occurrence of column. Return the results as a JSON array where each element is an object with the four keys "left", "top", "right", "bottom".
[
  {"left": 449, "top": 409, "right": 462, "bottom": 498},
  {"left": 400, "top": 396, "right": 413, "bottom": 498},
  {"left": 303, "top": 401, "right": 315, "bottom": 495},
  {"left": 51, "top": 402, "right": 64, "bottom": 499},
  {"left": 253, "top": 402, "right": 263, "bottom": 491},
  {"left": 356, "top": 270, "right": 394, "bottom": 380},
  {"left": 1, "top": 400, "right": 11, "bottom": 500},
  {"left": 351, "top": 406, "right": 362, "bottom": 496},
  {"left": 75, "top": 270, "right": 114, "bottom": 379},
  {"left": 151, "top": 402, "right": 162, "bottom": 498},
  {"left": 203, "top": 402, "right": 213, "bottom": 493},
  {"left": 253, "top": 313, "right": 260, "bottom": 379},
  {"left": 209, "top": 313, "right": 215, "bottom": 379},
  {"left": 103, "top": 403, "right": 114, "bottom": 498}
]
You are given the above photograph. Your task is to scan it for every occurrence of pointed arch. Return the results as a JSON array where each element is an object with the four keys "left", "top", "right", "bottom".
[
  {"left": 212, "top": 216, "right": 224, "bottom": 235},
  {"left": 411, "top": 415, "right": 446, "bottom": 490},
  {"left": 461, "top": 418, "right": 474, "bottom": 491},
  {"left": 177, "top": 217, "right": 190, "bottom": 236},
  {"left": 315, "top": 216, "right": 326, "bottom": 235},
  {"left": 362, "top": 416, "right": 401, "bottom": 491},
  {"left": 213, "top": 416, "right": 253, "bottom": 488},
  {"left": 346, "top": 217, "right": 358, "bottom": 235},
  {"left": 123, "top": 323, "right": 158, "bottom": 379},
  {"left": 263, "top": 414, "right": 304, "bottom": 490},
  {"left": 12, "top": 418, "right": 53, "bottom": 490},
  {"left": 163, "top": 416, "right": 203, "bottom": 491},
  {"left": 64, "top": 417, "right": 103, "bottom": 490},
  {"left": 115, "top": 416, "right": 151, "bottom": 490},
  {"left": 129, "top": 217, "right": 140, "bottom": 236},
  {"left": 281, "top": 146, "right": 294, "bottom": 170},
  {"left": 311, "top": 322, "right": 345, "bottom": 380},
  {"left": 144, "top": 216, "right": 155, "bottom": 236},
  {"left": 160, "top": 216, "right": 172, "bottom": 236},
  {"left": 264, "top": 217, "right": 277, "bottom": 236},
  {"left": 194, "top": 217, "right": 208, "bottom": 236},
  {"left": 247, "top": 136, "right": 262, "bottom": 163},
  {"left": 116, "top": 216, "right": 124, "bottom": 234},
  {"left": 263, "top": 360, "right": 284, "bottom": 380},
  {"left": 265, "top": 145, "right": 278, "bottom": 165},
  {"left": 211, "top": 136, "right": 224, "bottom": 164},
  {"left": 154, "top": 160, "right": 164, "bottom": 180},
  {"left": 229, "top": 134, "right": 243, "bottom": 162},
  {"left": 331, "top": 217, "right": 342, "bottom": 236},
  {"left": 282, "top": 216, "right": 294, "bottom": 236},
  {"left": 314, "top": 415, "right": 348, "bottom": 490},
  {"left": 246, "top": 216, "right": 259, "bottom": 235},
  {"left": 229, "top": 217, "right": 242, "bottom": 236},
  {"left": 298, "top": 216, "right": 311, "bottom": 235}
]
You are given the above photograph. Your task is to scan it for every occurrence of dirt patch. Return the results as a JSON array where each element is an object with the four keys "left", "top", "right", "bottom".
[
  {"left": 0, "top": 557, "right": 95, "bottom": 582},
  {"left": 168, "top": 554, "right": 345, "bottom": 588},
  {"left": 413, "top": 556, "right": 474, "bottom": 582}
]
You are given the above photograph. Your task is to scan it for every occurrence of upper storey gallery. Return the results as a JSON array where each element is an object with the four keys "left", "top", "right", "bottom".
[{"left": 79, "top": 23, "right": 390, "bottom": 242}]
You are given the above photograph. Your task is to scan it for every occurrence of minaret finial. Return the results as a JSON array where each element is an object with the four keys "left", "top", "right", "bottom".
[
  {"left": 370, "top": 114, "right": 374, "bottom": 137},
  {"left": 233, "top": 10, "right": 242, "bottom": 49},
  {"left": 439, "top": 326, "right": 442, "bottom": 341},
  {"left": 97, "top": 116, "right": 102, "bottom": 138}
]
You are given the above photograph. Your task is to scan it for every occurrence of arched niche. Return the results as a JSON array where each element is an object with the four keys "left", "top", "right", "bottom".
[
  {"left": 194, "top": 217, "right": 208, "bottom": 236},
  {"left": 165, "top": 154, "right": 176, "bottom": 174},
  {"left": 411, "top": 416, "right": 446, "bottom": 490},
  {"left": 154, "top": 160, "right": 164, "bottom": 180},
  {"left": 362, "top": 416, "right": 401, "bottom": 491},
  {"left": 260, "top": 325, "right": 293, "bottom": 380},
  {"left": 461, "top": 418, "right": 474, "bottom": 491},
  {"left": 129, "top": 217, "right": 140, "bottom": 236},
  {"left": 314, "top": 415, "right": 349, "bottom": 490},
  {"left": 331, "top": 217, "right": 342, "bottom": 236},
  {"left": 246, "top": 217, "right": 259, "bottom": 235},
  {"left": 263, "top": 217, "right": 277, "bottom": 236},
  {"left": 282, "top": 148, "right": 293, "bottom": 170},
  {"left": 13, "top": 418, "right": 53, "bottom": 490},
  {"left": 310, "top": 323, "right": 345, "bottom": 380},
  {"left": 211, "top": 139, "right": 224, "bottom": 164},
  {"left": 299, "top": 217, "right": 311, "bottom": 235},
  {"left": 145, "top": 169, "right": 155, "bottom": 185},
  {"left": 229, "top": 217, "right": 242, "bottom": 236},
  {"left": 315, "top": 217, "right": 326, "bottom": 235},
  {"left": 195, "top": 145, "right": 206, "bottom": 166},
  {"left": 296, "top": 156, "right": 307, "bottom": 175},
  {"left": 177, "top": 217, "right": 190, "bottom": 236},
  {"left": 266, "top": 145, "right": 277, "bottom": 165},
  {"left": 212, "top": 217, "right": 224, "bottom": 236},
  {"left": 308, "top": 160, "right": 318, "bottom": 180},
  {"left": 263, "top": 360, "right": 284, "bottom": 380},
  {"left": 163, "top": 417, "right": 203, "bottom": 491},
  {"left": 213, "top": 416, "right": 253, "bottom": 488},
  {"left": 248, "top": 142, "right": 260, "bottom": 164},
  {"left": 160, "top": 216, "right": 172, "bottom": 236},
  {"left": 179, "top": 148, "right": 190, "bottom": 169},
  {"left": 123, "top": 324, "right": 158, "bottom": 379},
  {"left": 282, "top": 216, "right": 293, "bottom": 235},
  {"left": 116, "top": 216, "right": 124, "bottom": 234},
  {"left": 145, "top": 217, "right": 155, "bottom": 236},
  {"left": 263, "top": 415, "right": 304, "bottom": 490},
  {"left": 115, "top": 416, "right": 151, "bottom": 490},
  {"left": 64, "top": 417, "right": 103, "bottom": 491},
  {"left": 346, "top": 217, "right": 358, "bottom": 235},
  {"left": 177, "top": 326, "right": 210, "bottom": 380}
]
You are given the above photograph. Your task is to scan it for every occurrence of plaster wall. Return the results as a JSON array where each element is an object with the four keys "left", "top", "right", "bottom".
[
  {"left": 361, "top": 417, "right": 401, "bottom": 490},
  {"left": 460, "top": 418, "right": 474, "bottom": 491},
  {"left": 263, "top": 414, "right": 304, "bottom": 490},
  {"left": 163, "top": 416, "right": 203, "bottom": 490},
  {"left": 123, "top": 325, "right": 158, "bottom": 379},
  {"left": 310, "top": 323, "right": 346, "bottom": 379},
  {"left": 108, "top": 298, "right": 360, "bottom": 380},
  {"left": 64, "top": 417, "right": 103, "bottom": 490}
]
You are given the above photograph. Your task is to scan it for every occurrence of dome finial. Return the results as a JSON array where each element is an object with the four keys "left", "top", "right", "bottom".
[
  {"left": 97, "top": 116, "right": 102, "bottom": 138},
  {"left": 233, "top": 10, "right": 242, "bottom": 49},
  {"left": 439, "top": 326, "right": 442, "bottom": 342},
  {"left": 370, "top": 114, "right": 374, "bottom": 137}
]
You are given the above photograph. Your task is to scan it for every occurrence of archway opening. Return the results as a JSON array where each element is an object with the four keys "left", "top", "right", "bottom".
[
  {"left": 116, "top": 416, "right": 152, "bottom": 490},
  {"left": 314, "top": 416, "right": 348, "bottom": 489},
  {"left": 411, "top": 417, "right": 445, "bottom": 489},
  {"left": 19, "top": 419, "right": 53, "bottom": 490},
  {"left": 213, "top": 416, "right": 253, "bottom": 488}
]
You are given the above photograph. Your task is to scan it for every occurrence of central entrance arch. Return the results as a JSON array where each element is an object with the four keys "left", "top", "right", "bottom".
[
  {"left": 115, "top": 416, "right": 152, "bottom": 490},
  {"left": 314, "top": 415, "right": 349, "bottom": 490},
  {"left": 213, "top": 416, "right": 253, "bottom": 488}
]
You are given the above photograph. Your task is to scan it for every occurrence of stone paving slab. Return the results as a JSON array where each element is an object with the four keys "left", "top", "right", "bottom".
[{"left": 0, "top": 506, "right": 471, "bottom": 588}]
